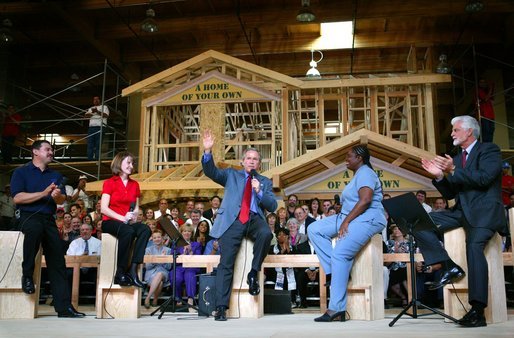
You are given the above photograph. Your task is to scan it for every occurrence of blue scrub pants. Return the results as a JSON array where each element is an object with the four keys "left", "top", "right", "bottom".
[{"left": 308, "top": 214, "right": 384, "bottom": 312}]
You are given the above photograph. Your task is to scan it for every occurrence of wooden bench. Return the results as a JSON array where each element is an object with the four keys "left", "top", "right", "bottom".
[
  {"left": 443, "top": 228, "right": 508, "bottom": 324},
  {"left": 41, "top": 255, "right": 100, "bottom": 310},
  {"left": 95, "top": 233, "right": 142, "bottom": 319},
  {"left": 0, "top": 231, "right": 42, "bottom": 319}
]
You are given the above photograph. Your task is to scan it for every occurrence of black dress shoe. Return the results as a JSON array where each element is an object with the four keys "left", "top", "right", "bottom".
[
  {"left": 21, "top": 276, "right": 35, "bottom": 294},
  {"left": 428, "top": 265, "right": 465, "bottom": 290},
  {"left": 214, "top": 306, "right": 227, "bottom": 321},
  {"left": 114, "top": 274, "right": 133, "bottom": 286},
  {"left": 314, "top": 311, "right": 346, "bottom": 322},
  {"left": 458, "top": 308, "right": 487, "bottom": 327},
  {"left": 128, "top": 273, "right": 146, "bottom": 288},
  {"left": 57, "top": 306, "right": 86, "bottom": 318},
  {"left": 247, "top": 273, "right": 260, "bottom": 296}
]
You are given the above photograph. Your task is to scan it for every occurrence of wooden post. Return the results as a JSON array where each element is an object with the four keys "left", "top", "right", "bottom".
[
  {"left": 0, "top": 231, "right": 42, "bottom": 319},
  {"left": 200, "top": 103, "right": 225, "bottom": 162}
]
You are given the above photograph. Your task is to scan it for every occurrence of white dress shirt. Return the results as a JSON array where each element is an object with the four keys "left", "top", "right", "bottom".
[{"left": 66, "top": 236, "right": 102, "bottom": 255}]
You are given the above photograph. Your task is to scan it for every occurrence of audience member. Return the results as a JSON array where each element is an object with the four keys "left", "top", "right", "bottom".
[
  {"left": 308, "top": 198, "right": 322, "bottom": 220},
  {"left": 136, "top": 209, "right": 145, "bottom": 223},
  {"left": 294, "top": 206, "right": 316, "bottom": 235},
  {"left": 55, "top": 207, "right": 65, "bottom": 231},
  {"left": 154, "top": 199, "right": 170, "bottom": 219},
  {"left": 474, "top": 79, "right": 495, "bottom": 143},
  {"left": 385, "top": 225, "right": 409, "bottom": 307},
  {"left": 56, "top": 176, "right": 74, "bottom": 212},
  {"left": 69, "top": 203, "right": 83, "bottom": 220},
  {"left": 75, "top": 199, "right": 88, "bottom": 219},
  {"left": 286, "top": 218, "right": 312, "bottom": 308},
  {"left": 85, "top": 96, "right": 109, "bottom": 160},
  {"left": 321, "top": 200, "right": 332, "bottom": 218},
  {"left": 203, "top": 195, "right": 221, "bottom": 223},
  {"left": 66, "top": 223, "right": 102, "bottom": 256},
  {"left": 169, "top": 205, "right": 185, "bottom": 228},
  {"left": 0, "top": 184, "right": 15, "bottom": 230},
  {"left": 432, "top": 197, "right": 448, "bottom": 212},
  {"left": 182, "top": 199, "right": 195, "bottom": 221},
  {"left": 71, "top": 175, "right": 91, "bottom": 211},
  {"left": 266, "top": 213, "right": 278, "bottom": 245},
  {"left": 1, "top": 104, "right": 22, "bottom": 164},
  {"left": 276, "top": 207, "right": 288, "bottom": 229},
  {"left": 415, "top": 190, "right": 432, "bottom": 213},
  {"left": 144, "top": 208, "right": 155, "bottom": 222},
  {"left": 144, "top": 229, "right": 172, "bottom": 308},
  {"left": 89, "top": 200, "right": 102, "bottom": 223},
  {"left": 286, "top": 194, "right": 299, "bottom": 218},
  {"left": 186, "top": 209, "right": 211, "bottom": 230},
  {"left": 94, "top": 219, "right": 103, "bottom": 239},
  {"left": 170, "top": 224, "right": 201, "bottom": 311},
  {"left": 501, "top": 162, "right": 514, "bottom": 206},
  {"left": 193, "top": 220, "right": 211, "bottom": 253},
  {"left": 69, "top": 217, "right": 82, "bottom": 242}
]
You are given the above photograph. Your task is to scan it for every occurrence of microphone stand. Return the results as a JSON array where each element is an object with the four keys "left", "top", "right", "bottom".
[{"left": 151, "top": 237, "right": 198, "bottom": 319}]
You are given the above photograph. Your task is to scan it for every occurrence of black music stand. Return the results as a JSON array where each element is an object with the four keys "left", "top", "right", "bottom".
[
  {"left": 151, "top": 216, "right": 198, "bottom": 319},
  {"left": 382, "top": 193, "right": 458, "bottom": 327}
]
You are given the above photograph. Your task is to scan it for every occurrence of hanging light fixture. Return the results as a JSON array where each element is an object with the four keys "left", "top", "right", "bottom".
[
  {"left": 306, "top": 50, "right": 323, "bottom": 78},
  {"left": 435, "top": 54, "right": 451, "bottom": 74},
  {"left": 0, "top": 19, "right": 14, "bottom": 44},
  {"left": 141, "top": 7, "right": 158, "bottom": 33},
  {"left": 465, "top": 0, "right": 484, "bottom": 13},
  {"left": 296, "top": 0, "right": 316, "bottom": 22}
]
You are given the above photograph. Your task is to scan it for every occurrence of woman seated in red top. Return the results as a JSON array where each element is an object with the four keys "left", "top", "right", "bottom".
[{"left": 100, "top": 151, "right": 151, "bottom": 287}]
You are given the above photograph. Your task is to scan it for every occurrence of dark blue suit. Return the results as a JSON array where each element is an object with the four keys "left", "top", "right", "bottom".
[
  {"left": 416, "top": 141, "right": 506, "bottom": 306},
  {"left": 202, "top": 154, "right": 277, "bottom": 308}
]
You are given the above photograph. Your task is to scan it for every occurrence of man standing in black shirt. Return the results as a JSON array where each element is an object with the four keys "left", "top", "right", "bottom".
[{"left": 10, "top": 140, "right": 85, "bottom": 318}]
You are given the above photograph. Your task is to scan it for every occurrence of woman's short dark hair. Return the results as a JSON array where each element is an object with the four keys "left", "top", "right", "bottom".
[
  {"left": 275, "top": 227, "right": 290, "bottom": 237},
  {"left": 110, "top": 151, "right": 135, "bottom": 175}
]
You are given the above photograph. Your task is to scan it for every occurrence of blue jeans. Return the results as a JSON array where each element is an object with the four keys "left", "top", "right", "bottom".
[{"left": 87, "top": 126, "right": 101, "bottom": 160}]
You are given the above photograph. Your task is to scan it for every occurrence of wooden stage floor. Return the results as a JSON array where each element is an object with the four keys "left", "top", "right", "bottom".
[{"left": 0, "top": 305, "right": 512, "bottom": 338}]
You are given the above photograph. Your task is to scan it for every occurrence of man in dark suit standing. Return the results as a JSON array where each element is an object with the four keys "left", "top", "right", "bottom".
[
  {"left": 201, "top": 129, "right": 277, "bottom": 321},
  {"left": 419, "top": 115, "right": 506, "bottom": 327}
]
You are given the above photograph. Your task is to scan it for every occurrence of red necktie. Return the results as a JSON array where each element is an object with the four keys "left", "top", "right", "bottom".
[
  {"left": 461, "top": 150, "right": 467, "bottom": 168},
  {"left": 239, "top": 176, "right": 252, "bottom": 224}
]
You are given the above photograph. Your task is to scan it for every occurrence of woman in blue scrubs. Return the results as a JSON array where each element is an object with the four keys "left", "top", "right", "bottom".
[{"left": 308, "top": 145, "right": 386, "bottom": 322}]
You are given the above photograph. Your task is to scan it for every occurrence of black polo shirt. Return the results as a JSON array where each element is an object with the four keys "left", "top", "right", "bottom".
[{"left": 10, "top": 162, "right": 65, "bottom": 215}]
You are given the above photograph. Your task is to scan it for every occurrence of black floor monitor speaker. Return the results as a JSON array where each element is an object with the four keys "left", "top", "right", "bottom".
[
  {"left": 264, "top": 289, "right": 292, "bottom": 314},
  {"left": 198, "top": 273, "right": 217, "bottom": 317}
]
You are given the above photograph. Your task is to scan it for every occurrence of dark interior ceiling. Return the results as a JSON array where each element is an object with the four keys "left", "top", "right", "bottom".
[{"left": 1, "top": 0, "right": 514, "bottom": 122}]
